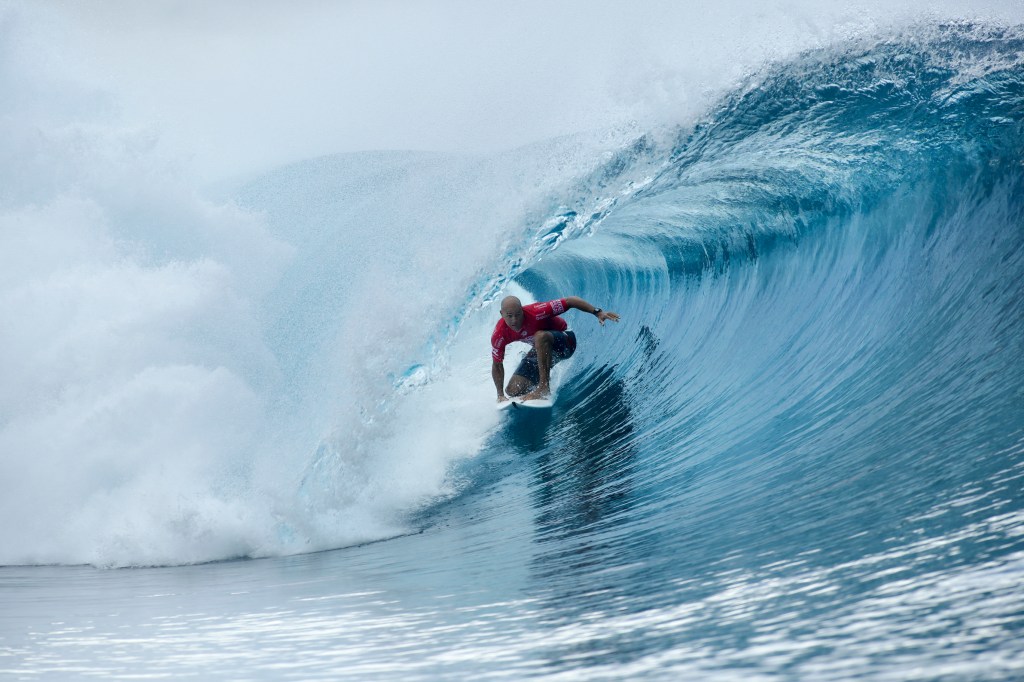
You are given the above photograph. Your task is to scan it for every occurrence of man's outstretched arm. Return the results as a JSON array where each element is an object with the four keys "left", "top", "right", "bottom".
[
  {"left": 492, "top": 360, "right": 507, "bottom": 401},
  {"left": 564, "top": 296, "right": 621, "bottom": 325}
]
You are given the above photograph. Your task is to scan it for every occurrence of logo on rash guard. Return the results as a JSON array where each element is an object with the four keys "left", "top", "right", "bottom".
[{"left": 552, "top": 299, "right": 565, "bottom": 314}]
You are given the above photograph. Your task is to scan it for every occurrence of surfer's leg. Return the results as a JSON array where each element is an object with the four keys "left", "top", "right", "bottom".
[
  {"left": 521, "top": 331, "right": 574, "bottom": 401},
  {"left": 506, "top": 373, "right": 532, "bottom": 397},
  {"left": 507, "top": 350, "right": 539, "bottom": 396},
  {"left": 523, "top": 331, "right": 554, "bottom": 399},
  {"left": 536, "top": 331, "right": 553, "bottom": 393}
]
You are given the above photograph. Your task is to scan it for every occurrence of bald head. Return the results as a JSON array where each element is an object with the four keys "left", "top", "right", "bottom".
[
  {"left": 500, "top": 296, "right": 524, "bottom": 331},
  {"left": 500, "top": 296, "right": 522, "bottom": 313}
]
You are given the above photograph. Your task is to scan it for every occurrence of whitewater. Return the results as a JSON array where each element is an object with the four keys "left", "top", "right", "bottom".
[{"left": 2, "top": 3, "right": 1023, "bottom": 680}]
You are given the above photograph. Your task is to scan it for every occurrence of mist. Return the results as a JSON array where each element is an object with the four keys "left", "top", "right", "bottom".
[{"left": 43, "top": 0, "right": 1024, "bottom": 180}]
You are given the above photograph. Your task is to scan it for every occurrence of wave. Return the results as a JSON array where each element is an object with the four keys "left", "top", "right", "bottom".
[
  {"left": 1, "top": 22, "right": 1022, "bottom": 572},
  {"left": 456, "top": 22, "right": 1024, "bottom": 582}
]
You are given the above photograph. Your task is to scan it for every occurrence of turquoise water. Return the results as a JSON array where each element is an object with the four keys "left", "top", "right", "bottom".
[{"left": 2, "top": 22, "right": 1024, "bottom": 680}]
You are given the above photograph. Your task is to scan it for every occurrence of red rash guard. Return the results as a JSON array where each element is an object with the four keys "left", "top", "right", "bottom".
[{"left": 491, "top": 298, "right": 569, "bottom": 362}]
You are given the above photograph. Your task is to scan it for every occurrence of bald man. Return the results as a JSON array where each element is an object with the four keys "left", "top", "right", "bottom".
[{"left": 491, "top": 296, "right": 620, "bottom": 403}]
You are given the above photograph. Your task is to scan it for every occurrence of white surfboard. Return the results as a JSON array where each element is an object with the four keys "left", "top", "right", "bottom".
[
  {"left": 496, "top": 397, "right": 554, "bottom": 411},
  {"left": 514, "top": 397, "right": 553, "bottom": 409}
]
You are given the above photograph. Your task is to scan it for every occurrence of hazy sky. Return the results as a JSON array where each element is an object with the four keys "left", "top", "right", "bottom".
[{"left": 44, "top": 0, "right": 1024, "bottom": 180}]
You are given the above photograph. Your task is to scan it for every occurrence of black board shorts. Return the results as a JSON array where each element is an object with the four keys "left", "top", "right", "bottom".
[{"left": 513, "top": 331, "right": 577, "bottom": 385}]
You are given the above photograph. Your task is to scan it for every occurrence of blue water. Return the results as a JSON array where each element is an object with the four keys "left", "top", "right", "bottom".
[{"left": 3, "top": 22, "right": 1024, "bottom": 680}]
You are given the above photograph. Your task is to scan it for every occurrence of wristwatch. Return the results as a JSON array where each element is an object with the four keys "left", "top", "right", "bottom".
[{"left": 592, "top": 307, "right": 602, "bottom": 316}]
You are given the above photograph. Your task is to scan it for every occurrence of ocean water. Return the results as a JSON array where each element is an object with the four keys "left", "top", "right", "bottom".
[{"left": 2, "top": 9, "right": 1024, "bottom": 681}]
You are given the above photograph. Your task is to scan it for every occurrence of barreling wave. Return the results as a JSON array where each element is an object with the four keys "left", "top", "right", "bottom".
[
  {"left": 396, "top": 24, "right": 1024, "bottom": 674},
  {"left": 3, "top": 18, "right": 1022, "bottom": 605},
  {"left": 424, "top": 24, "right": 1024, "bottom": 667},
  {"left": 2, "top": 15, "right": 1020, "bottom": 680},
  {"left": 479, "top": 22, "right": 1024, "bottom": 456}
]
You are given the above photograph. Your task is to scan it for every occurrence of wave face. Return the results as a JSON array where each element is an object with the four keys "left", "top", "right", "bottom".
[
  {"left": 2, "top": 19, "right": 1024, "bottom": 679},
  {"left": 413, "top": 23, "right": 1024, "bottom": 676}
]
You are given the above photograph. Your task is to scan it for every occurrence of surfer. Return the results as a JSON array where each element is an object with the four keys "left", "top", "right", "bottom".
[{"left": 492, "top": 296, "right": 620, "bottom": 403}]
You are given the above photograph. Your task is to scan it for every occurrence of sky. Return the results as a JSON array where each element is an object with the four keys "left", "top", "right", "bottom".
[{"left": 38, "top": 0, "right": 1024, "bottom": 181}]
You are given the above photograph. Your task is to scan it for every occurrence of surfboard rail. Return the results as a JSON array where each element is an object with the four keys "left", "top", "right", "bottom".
[{"left": 497, "top": 397, "right": 554, "bottom": 410}]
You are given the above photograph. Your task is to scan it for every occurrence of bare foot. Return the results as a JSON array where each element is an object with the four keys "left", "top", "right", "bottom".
[{"left": 521, "top": 388, "right": 550, "bottom": 402}]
